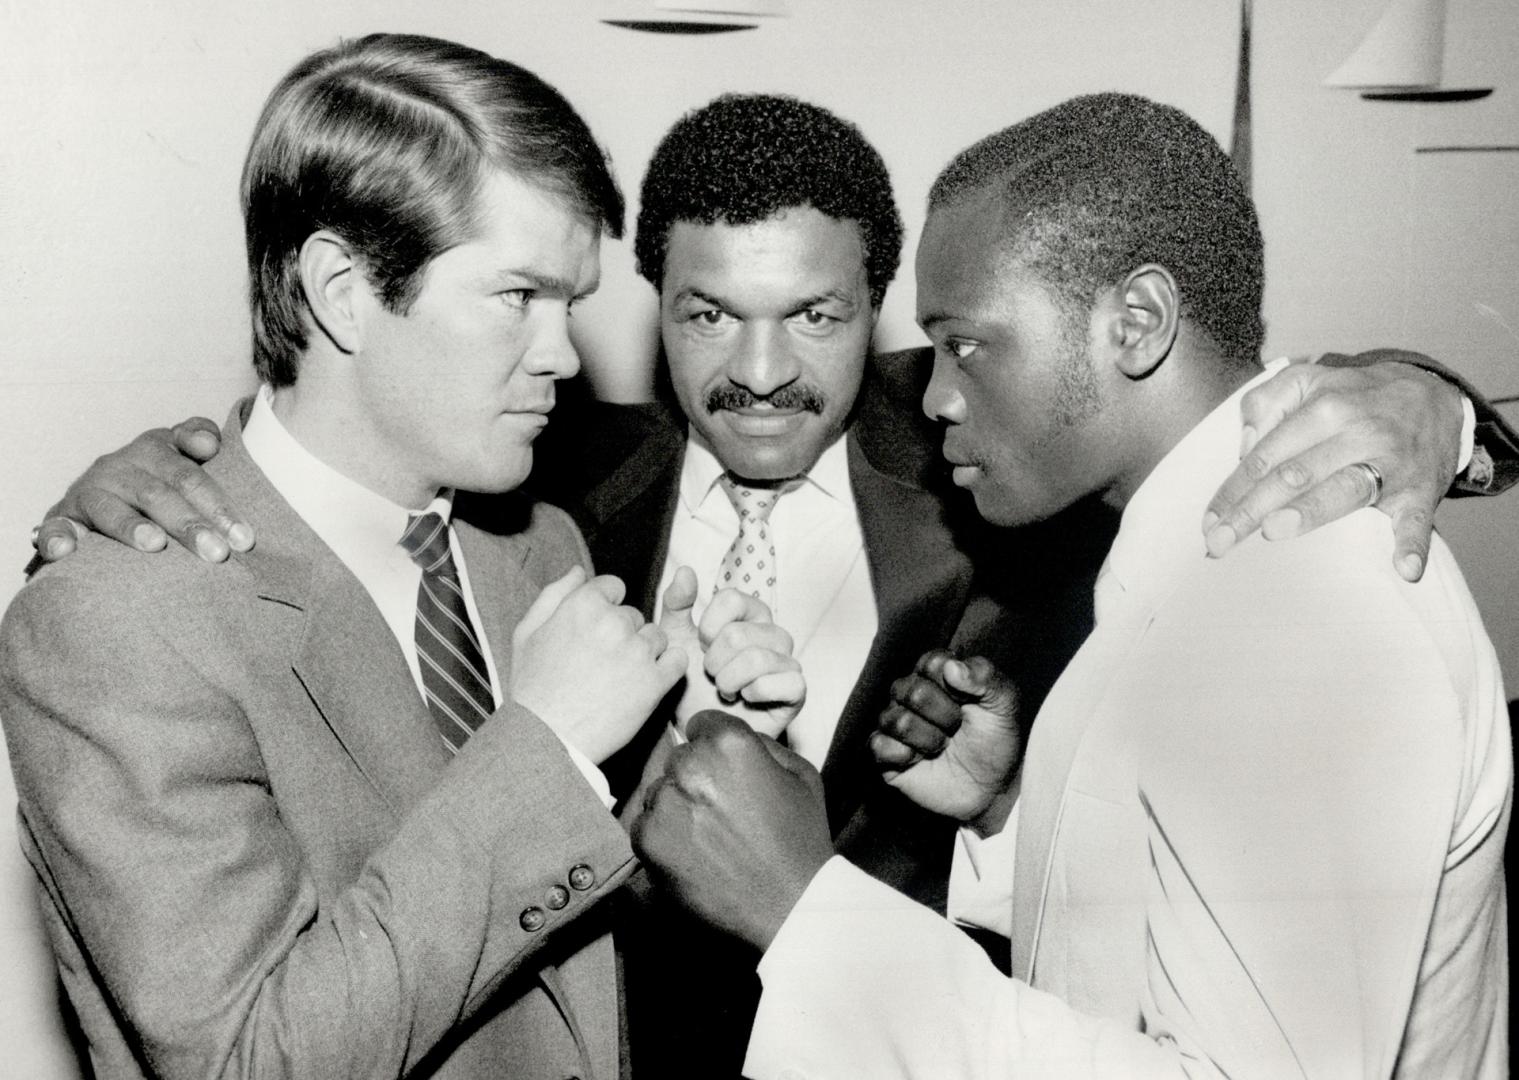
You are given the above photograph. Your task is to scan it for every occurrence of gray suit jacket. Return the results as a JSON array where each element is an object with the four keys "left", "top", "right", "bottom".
[{"left": 0, "top": 407, "right": 635, "bottom": 1079}]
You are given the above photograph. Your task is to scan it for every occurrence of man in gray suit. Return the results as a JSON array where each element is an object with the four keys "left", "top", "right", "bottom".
[{"left": 0, "top": 33, "right": 800, "bottom": 1080}]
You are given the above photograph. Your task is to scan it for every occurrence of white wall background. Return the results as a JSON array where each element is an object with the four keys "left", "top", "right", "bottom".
[{"left": 1, "top": 1, "right": 1514, "bottom": 1073}]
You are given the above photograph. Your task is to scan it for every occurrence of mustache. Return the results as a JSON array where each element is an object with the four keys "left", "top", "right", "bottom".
[{"left": 705, "top": 383, "right": 826, "bottom": 415}]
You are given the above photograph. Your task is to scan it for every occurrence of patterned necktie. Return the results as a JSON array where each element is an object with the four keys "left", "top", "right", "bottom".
[
  {"left": 715, "top": 476, "right": 792, "bottom": 612},
  {"left": 399, "top": 512, "right": 494, "bottom": 752}
]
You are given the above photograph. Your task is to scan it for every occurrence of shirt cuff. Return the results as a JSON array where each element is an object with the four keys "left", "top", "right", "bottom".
[
  {"left": 554, "top": 733, "right": 615, "bottom": 811},
  {"left": 1458, "top": 393, "right": 1477, "bottom": 474},
  {"left": 947, "top": 799, "right": 1018, "bottom": 938},
  {"left": 758, "top": 856, "right": 906, "bottom": 985}
]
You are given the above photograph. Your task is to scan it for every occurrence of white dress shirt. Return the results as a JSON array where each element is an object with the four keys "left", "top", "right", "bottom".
[
  {"left": 242, "top": 387, "right": 611, "bottom": 805},
  {"left": 656, "top": 434, "right": 878, "bottom": 770}
]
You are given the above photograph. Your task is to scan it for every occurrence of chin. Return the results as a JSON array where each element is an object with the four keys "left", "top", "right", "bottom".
[
  {"left": 722, "top": 451, "right": 812, "bottom": 483},
  {"left": 970, "top": 488, "right": 1033, "bottom": 529},
  {"left": 713, "top": 432, "right": 832, "bottom": 484},
  {"left": 458, "top": 452, "right": 533, "bottom": 495}
]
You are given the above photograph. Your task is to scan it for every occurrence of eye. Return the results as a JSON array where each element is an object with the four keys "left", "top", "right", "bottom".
[
  {"left": 692, "top": 308, "right": 733, "bottom": 327},
  {"left": 939, "top": 337, "right": 979, "bottom": 361},
  {"left": 500, "top": 289, "right": 533, "bottom": 310},
  {"left": 797, "top": 308, "right": 833, "bottom": 326}
]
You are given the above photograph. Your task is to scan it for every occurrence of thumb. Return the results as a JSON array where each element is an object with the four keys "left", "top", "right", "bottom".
[
  {"left": 1386, "top": 490, "right": 1436, "bottom": 583},
  {"left": 754, "top": 726, "right": 827, "bottom": 802},
  {"left": 658, "top": 565, "right": 699, "bottom": 634},
  {"left": 944, "top": 657, "right": 1018, "bottom": 721},
  {"left": 512, "top": 565, "right": 585, "bottom": 645}
]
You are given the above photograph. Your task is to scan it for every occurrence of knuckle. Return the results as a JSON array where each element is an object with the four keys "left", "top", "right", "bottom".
[
  {"left": 1239, "top": 449, "right": 1275, "bottom": 482},
  {"left": 1348, "top": 415, "right": 1396, "bottom": 457},
  {"left": 1315, "top": 394, "right": 1359, "bottom": 433},
  {"left": 75, "top": 485, "right": 131, "bottom": 531},
  {"left": 1396, "top": 504, "right": 1433, "bottom": 535},
  {"left": 1237, "top": 383, "right": 1265, "bottom": 414},
  {"left": 904, "top": 681, "right": 939, "bottom": 712},
  {"left": 1277, "top": 458, "right": 1313, "bottom": 491},
  {"left": 129, "top": 427, "right": 176, "bottom": 455}
]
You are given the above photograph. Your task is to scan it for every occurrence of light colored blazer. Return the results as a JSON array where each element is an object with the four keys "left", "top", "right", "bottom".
[
  {"left": 743, "top": 373, "right": 1510, "bottom": 1079},
  {"left": 0, "top": 408, "right": 635, "bottom": 1079}
]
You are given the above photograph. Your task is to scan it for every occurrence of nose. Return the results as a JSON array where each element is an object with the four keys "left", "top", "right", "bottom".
[
  {"left": 523, "top": 305, "right": 581, "bottom": 380},
  {"left": 922, "top": 351, "right": 965, "bottom": 423},
  {"left": 728, "top": 323, "right": 800, "bottom": 398}
]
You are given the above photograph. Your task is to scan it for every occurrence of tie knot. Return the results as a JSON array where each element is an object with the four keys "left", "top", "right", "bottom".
[
  {"left": 399, "top": 512, "right": 454, "bottom": 575},
  {"left": 717, "top": 475, "right": 792, "bottom": 524}
]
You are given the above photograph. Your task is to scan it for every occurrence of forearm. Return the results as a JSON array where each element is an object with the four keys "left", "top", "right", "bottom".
[{"left": 746, "top": 857, "right": 1179, "bottom": 1080}]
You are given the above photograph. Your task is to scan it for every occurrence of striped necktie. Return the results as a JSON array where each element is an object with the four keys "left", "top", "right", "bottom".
[{"left": 399, "top": 512, "right": 494, "bottom": 752}]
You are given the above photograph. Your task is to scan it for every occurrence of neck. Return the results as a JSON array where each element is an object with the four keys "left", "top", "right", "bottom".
[
  {"left": 269, "top": 362, "right": 437, "bottom": 511},
  {"left": 1102, "top": 333, "right": 1259, "bottom": 511}
]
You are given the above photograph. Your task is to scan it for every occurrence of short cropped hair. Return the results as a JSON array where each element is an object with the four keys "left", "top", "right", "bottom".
[
  {"left": 242, "top": 33, "right": 624, "bottom": 386},
  {"left": 634, "top": 93, "right": 902, "bottom": 308},
  {"left": 929, "top": 92, "right": 1264, "bottom": 365}
]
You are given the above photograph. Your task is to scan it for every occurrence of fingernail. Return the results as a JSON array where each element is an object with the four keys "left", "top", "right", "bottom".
[
  {"left": 1201, "top": 510, "right": 1219, "bottom": 532},
  {"left": 1397, "top": 553, "right": 1424, "bottom": 581},
  {"left": 131, "top": 524, "right": 163, "bottom": 551},
  {"left": 227, "top": 523, "right": 254, "bottom": 551},
  {"left": 194, "top": 531, "right": 229, "bottom": 562},
  {"left": 1204, "top": 523, "right": 1237, "bottom": 558},
  {"left": 44, "top": 537, "right": 67, "bottom": 560},
  {"left": 1240, "top": 425, "right": 1258, "bottom": 457}
]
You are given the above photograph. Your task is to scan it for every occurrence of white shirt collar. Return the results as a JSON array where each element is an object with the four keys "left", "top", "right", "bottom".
[
  {"left": 679, "top": 430, "right": 852, "bottom": 515},
  {"left": 241, "top": 385, "right": 453, "bottom": 569}
]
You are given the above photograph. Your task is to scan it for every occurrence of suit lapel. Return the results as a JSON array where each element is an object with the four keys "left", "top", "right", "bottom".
[
  {"left": 451, "top": 508, "right": 540, "bottom": 691},
  {"left": 215, "top": 406, "right": 451, "bottom": 815},
  {"left": 286, "top": 560, "right": 451, "bottom": 812},
  {"left": 559, "top": 405, "right": 684, "bottom": 619},
  {"left": 1010, "top": 598, "right": 1142, "bottom": 982}
]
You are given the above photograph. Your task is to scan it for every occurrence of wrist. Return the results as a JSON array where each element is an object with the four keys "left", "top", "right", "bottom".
[
  {"left": 749, "top": 851, "right": 832, "bottom": 951},
  {"left": 970, "top": 769, "right": 1021, "bottom": 838}
]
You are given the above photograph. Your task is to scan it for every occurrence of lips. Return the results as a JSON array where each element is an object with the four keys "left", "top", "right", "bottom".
[
  {"left": 719, "top": 407, "right": 809, "bottom": 437},
  {"left": 940, "top": 440, "right": 974, "bottom": 468},
  {"left": 941, "top": 441, "right": 983, "bottom": 486}
]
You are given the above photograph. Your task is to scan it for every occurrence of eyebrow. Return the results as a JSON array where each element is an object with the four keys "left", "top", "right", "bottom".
[
  {"left": 487, "top": 269, "right": 598, "bottom": 299},
  {"left": 670, "top": 287, "right": 726, "bottom": 307},
  {"left": 794, "top": 289, "right": 859, "bottom": 311},
  {"left": 670, "top": 287, "right": 860, "bottom": 311}
]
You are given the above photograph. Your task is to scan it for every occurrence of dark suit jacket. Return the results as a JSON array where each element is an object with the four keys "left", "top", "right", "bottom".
[
  {"left": 0, "top": 408, "right": 636, "bottom": 1079},
  {"left": 528, "top": 350, "right": 1113, "bottom": 1077}
]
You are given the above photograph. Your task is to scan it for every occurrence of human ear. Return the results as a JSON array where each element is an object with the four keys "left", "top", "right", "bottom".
[
  {"left": 298, "top": 230, "right": 362, "bottom": 355},
  {"left": 1112, "top": 264, "right": 1180, "bottom": 380}
]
